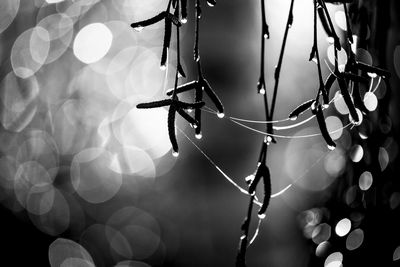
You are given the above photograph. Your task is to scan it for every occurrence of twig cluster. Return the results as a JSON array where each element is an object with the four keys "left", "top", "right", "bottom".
[
  {"left": 130, "top": 0, "right": 390, "bottom": 266},
  {"left": 131, "top": 0, "right": 224, "bottom": 156}
]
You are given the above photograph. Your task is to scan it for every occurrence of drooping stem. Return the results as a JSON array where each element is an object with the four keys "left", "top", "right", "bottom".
[
  {"left": 269, "top": 0, "right": 295, "bottom": 121},
  {"left": 260, "top": 0, "right": 270, "bottom": 134},
  {"left": 312, "top": 0, "right": 325, "bottom": 103},
  {"left": 172, "top": 0, "right": 181, "bottom": 99}
]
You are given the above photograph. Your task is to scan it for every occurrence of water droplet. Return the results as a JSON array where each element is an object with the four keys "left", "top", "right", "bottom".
[
  {"left": 217, "top": 112, "right": 225, "bottom": 119},
  {"left": 263, "top": 33, "right": 269, "bottom": 39},
  {"left": 328, "top": 145, "right": 336, "bottom": 151},
  {"left": 266, "top": 136, "right": 273, "bottom": 144},
  {"left": 160, "top": 64, "right": 167, "bottom": 71},
  {"left": 289, "top": 115, "right": 298, "bottom": 121},
  {"left": 134, "top": 26, "right": 144, "bottom": 32},
  {"left": 349, "top": 108, "right": 363, "bottom": 126},
  {"left": 259, "top": 88, "right": 266, "bottom": 95},
  {"left": 367, "top": 72, "right": 377, "bottom": 78},
  {"left": 245, "top": 174, "right": 254, "bottom": 184},
  {"left": 195, "top": 133, "right": 202, "bottom": 140},
  {"left": 187, "top": 108, "right": 193, "bottom": 113},
  {"left": 258, "top": 213, "right": 266, "bottom": 219},
  {"left": 172, "top": 151, "right": 179, "bottom": 157},
  {"left": 312, "top": 57, "right": 318, "bottom": 64},
  {"left": 181, "top": 18, "right": 187, "bottom": 24}
]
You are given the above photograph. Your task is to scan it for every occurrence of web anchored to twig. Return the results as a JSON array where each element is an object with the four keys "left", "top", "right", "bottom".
[{"left": 129, "top": 0, "right": 390, "bottom": 266}]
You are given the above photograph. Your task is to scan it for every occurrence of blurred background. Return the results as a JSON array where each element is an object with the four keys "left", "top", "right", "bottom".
[{"left": 0, "top": 0, "right": 399, "bottom": 266}]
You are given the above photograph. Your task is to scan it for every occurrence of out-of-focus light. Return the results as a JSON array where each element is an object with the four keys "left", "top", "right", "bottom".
[
  {"left": 73, "top": 23, "right": 113, "bottom": 64},
  {"left": 106, "top": 207, "right": 161, "bottom": 260},
  {"left": 350, "top": 145, "right": 364, "bottom": 163},
  {"left": 356, "top": 48, "right": 373, "bottom": 65},
  {"left": 117, "top": 104, "right": 172, "bottom": 158},
  {"left": 335, "top": 218, "right": 351, "bottom": 237},
  {"left": 327, "top": 45, "right": 347, "bottom": 67},
  {"left": 0, "top": 72, "right": 39, "bottom": 132},
  {"left": 325, "top": 116, "right": 343, "bottom": 140},
  {"left": 333, "top": 92, "right": 349, "bottom": 115},
  {"left": 0, "top": 0, "right": 20, "bottom": 34},
  {"left": 324, "top": 252, "right": 343, "bottom": 267},
  {"left": 70, "top": 147, "right": 122, "bottom": 204},
  {"left": 324, "top": 148, "right": 346, "bottom": 178},
  {"left": 49, "top": 238, "right": 94, "bottom": 267},
  {"left": 109, "top": 146, "right": 156, "bottom": 178},
  {"left": 345, "top": 186, "right": 358, "bottom": 206},
  {"left": 394, "top": 246, "right": 400, "bottom": 261},
  {"left": 363, "top": 92, "right": 378, "bottom": 112},
  {"left": 394, "top": 46, "right": 400, "bottom": 79},
  {"left": 379, "top": 147, "right": 389, "bottom": 171},
  {"left": 316, "top": 241, "right": 330, "bottom": 257},
  {"left": 312, "top": 223, "right": 331, "bottom": 244},
  {"left": 359, "top": 171, "right": 373, "bottom": 191},
  {"left": 60, "top": 258, "right": 95, "bottom": 267},
  {"left": 37, "top": 13, "right": 74, "bottom": 64},
  {"left": 14, "top": 161, "right": 53, "bottom": 208},
  {"left": 390, "top": 192, "right": 400, "bottom": 210},
  {"left": 334, "top": 11, "right": 347, "bottom": 31},
  {"left": 46, "top": 0, "right": 66, "bottom": 3},
  {"left": 346, "top": 229, "right": 364, "bottom": 251},
  {"left": 114, "top": 261, "right": 151, "bottom": 267},
  {"left": 29, "top": 188, "right": 70, "bottom": 236},
  {"left": 26, "top": 185, "right": 55, "bottom": 216},
  {"left": 11, "top": 26, "right": 50, "bottom": 78}
]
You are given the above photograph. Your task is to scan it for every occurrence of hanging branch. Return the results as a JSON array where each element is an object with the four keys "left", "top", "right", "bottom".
[
  {"left": 165, "top": 0, "right": 224, "bottom": 140},
  {"left": 131, "top": 0, "right": 181, "bottom": 69},
  {"left": 236, "top": 1, "right": 272, "bottom": 266},
  {"left": 132, "top": 0, "right": 224, "bottom": 152},
  {"left": 134, "top": 0, "right": 205, "bottom": 156},
  {"left": 268, "top": 0, "right": 295, "bottom": 142}
]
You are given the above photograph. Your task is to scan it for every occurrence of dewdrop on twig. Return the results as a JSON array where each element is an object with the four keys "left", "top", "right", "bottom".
[
  {"left": 195, "top": 133, "right": 202, "bottom": 139},
  {"left": 217, "top": 112, "right": 225, "bottom": 119},
  {"left": 288, "top": 99, "right": 315, "bottom": 121},
  {"left": 258, "top": 213, "right": 266, "bottom": 219},
  {"left": 172, "top": 151, "right": 179, "bottom": 157},
  {"left": 134, "top": 26, "right": 144, "bottom": 32},
  {"left": 349, "top": 108, "right": 363, "bottom": 126},
  {"left": 266, "top": 135, "right": 273, "bottom": 145}
]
